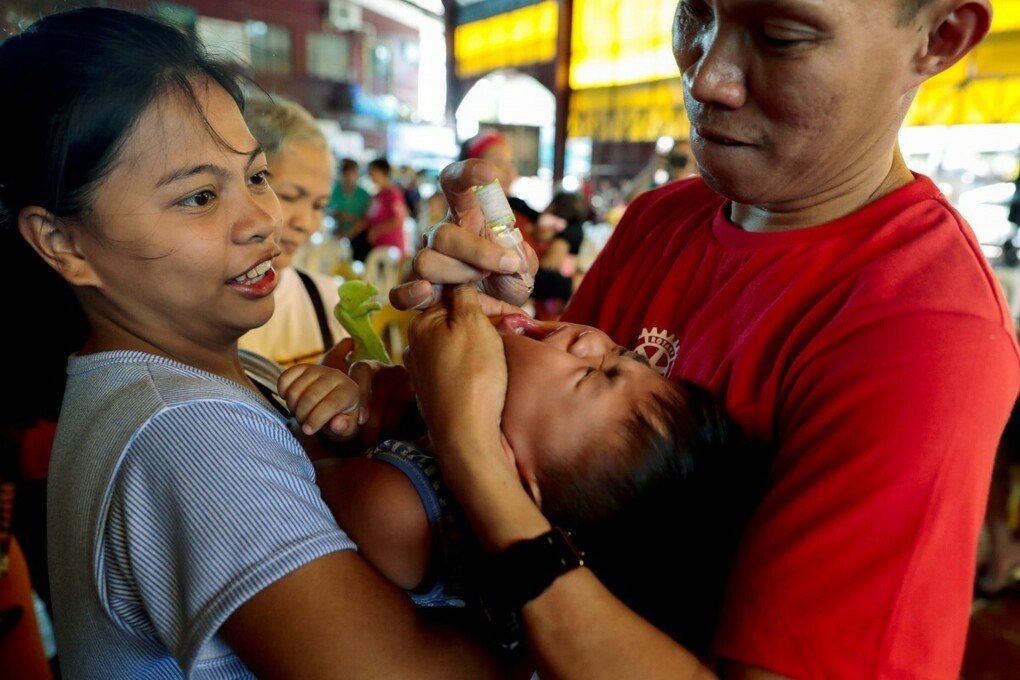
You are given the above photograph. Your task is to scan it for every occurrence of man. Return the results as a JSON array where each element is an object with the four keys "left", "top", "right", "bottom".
[{"left": 391, "top": 1, "right": 1019, "bottom": 677}]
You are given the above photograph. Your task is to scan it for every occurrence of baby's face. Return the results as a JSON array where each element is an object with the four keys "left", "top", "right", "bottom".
[{"left": 493, "top": 315, "right": 674, "bottom": 493}]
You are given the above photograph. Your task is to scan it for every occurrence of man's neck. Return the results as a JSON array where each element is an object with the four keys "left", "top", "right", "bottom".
[{"left": 731, "top": 153, "right": 915, "bottom": 233}]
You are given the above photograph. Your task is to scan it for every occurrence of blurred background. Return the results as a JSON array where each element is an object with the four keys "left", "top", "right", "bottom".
[
  {"left": 3, "top": 0, "right": 1015, "bottom": 261},
  {"left": 1, "top": 1, "right": 1018, "bottom": 678}
]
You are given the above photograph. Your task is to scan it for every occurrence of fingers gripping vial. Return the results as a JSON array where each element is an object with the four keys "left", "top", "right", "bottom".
[{"left": 474, "top": 180, "right": 535, "bottom": 292}]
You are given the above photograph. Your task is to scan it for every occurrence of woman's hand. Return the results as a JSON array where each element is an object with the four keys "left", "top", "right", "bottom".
[
  {"left": 278, "top": 363, "right": 360, "bottom": 438},
  {"left": 389, "top": 160, "right": 538, "bottom": 311}
]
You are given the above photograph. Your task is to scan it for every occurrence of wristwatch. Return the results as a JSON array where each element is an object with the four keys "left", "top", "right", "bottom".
[
  {"left": 485, "top": 527, "right": 586, "bottom": 612},
  {"left": 474, "top": 527, "right": 586, "bottom": 655}
]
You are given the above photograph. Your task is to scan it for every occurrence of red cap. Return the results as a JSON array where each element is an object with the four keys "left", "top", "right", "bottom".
[{"left": 466, "top": 129, "right": 507, "bottom": 160}]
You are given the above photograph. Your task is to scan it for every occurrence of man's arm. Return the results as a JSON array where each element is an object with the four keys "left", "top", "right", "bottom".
[{"left": 404, "top": 286, "right": 788, "bottom": 679}]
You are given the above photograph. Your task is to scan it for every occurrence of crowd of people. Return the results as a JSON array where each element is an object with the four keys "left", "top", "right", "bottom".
[
  {"left": 0, "top": 1, "right": 1018, "bottom": 679},
  {"left": 314, "top": 130, "right": 601, "bottom": 323}
]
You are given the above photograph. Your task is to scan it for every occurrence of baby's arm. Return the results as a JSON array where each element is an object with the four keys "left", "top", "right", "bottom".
[
  {"left": 278, "top": 362, "right": 361, "bottom": 437},
  {"left": 314, "top": 456, "right": 431, "bottom": 590}
]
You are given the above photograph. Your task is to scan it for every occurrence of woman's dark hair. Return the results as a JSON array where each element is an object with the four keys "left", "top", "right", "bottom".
[
  {"left": 544, "top": 191, "right": 586, "bottom": 227},
  {"left": 538, "top": 379, "right": 772, "bottom": 654},
  {"left": 0, "top": 7, "right": 245, "bottom": 426},
  {"left": 0, "top": 7, "right": 245, "bottom": 230}
]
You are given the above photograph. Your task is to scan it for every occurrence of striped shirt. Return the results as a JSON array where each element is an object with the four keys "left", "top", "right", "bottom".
[{"left": 47, "top": 351, "right": 355, "bottom": 678}]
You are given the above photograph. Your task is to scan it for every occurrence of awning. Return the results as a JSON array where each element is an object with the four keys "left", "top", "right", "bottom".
[
  {"left": 569, "top": 79, "right": 689, "bottom": 142},
  {"left": 906, "top": 0, "right": 1020, "bottom": 125}
]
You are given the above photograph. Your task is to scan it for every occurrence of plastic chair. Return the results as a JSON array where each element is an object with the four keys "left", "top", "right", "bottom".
[
  {"left": 370, "top": 305, "right": 419, "bottom": 365},
  {"left": 363, "top": 246, "right": 404, "bottom": 302}
]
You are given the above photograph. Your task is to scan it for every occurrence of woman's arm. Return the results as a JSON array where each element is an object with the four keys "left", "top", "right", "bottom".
[
  {"left": 120, "top": 398, "right": 503, "bottom": 680},
  {"left": 539, "top": 237, "right": 570, "bottom": 272},
  {"left": 368, "top": 215, "right": 403, "bottom": 243},
  {"left": 221, "top": 550, "right": 502, "bottom": 679}
]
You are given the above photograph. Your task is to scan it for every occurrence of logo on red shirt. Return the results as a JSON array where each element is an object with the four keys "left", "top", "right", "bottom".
[{"left": 636, "top": 327, "right": 679, "bottom": 376}]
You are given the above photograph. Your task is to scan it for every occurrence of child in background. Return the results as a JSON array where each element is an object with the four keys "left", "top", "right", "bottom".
[
  {"left": 328, "top": 158, "right": 372, "bottom": 261},
  {"left": 365, "top": 157, "right": 410, "bottom": 257},
  {"left": 315, "top": 311, "right": 769, "bottom": 655}
]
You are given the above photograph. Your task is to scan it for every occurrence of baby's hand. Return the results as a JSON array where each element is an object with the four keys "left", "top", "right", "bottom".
[{"left": 278, "top": 363, "right": 360, "bottom": 438}]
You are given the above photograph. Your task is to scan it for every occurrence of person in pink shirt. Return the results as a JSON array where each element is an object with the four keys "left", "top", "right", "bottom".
[{"left": 365, "top": 157, "right": 409, "bottom": 257}]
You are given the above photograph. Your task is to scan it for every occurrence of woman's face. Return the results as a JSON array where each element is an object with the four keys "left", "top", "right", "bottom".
[
  {"left": 481, "top": 141, "right": 518, "bottom": 194},
  {"left": 77, "top": 78, "right": 283, "bottom": 350},
  {"left": 270, "top": 140, "right": 333, "bottom": 270},
  {"left": 494, "top": 316, "right": 675, "bottom": 491}
]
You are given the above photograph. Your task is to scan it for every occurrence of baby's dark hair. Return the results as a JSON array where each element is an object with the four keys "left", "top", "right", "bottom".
[{"left": 539, "top": 378, "right": 771, "bottom": 654}]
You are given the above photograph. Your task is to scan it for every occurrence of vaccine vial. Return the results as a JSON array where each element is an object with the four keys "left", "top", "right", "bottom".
[{"left": 473, "top": 180, "right": 534, "bottom": 291}]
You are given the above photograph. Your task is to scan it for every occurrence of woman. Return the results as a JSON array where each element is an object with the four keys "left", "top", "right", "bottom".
[
  {"left": 0, "top": 8, "right": 499, "bottom": 678},
  {"left": 238, "top": 95, "right": 349, "bottom": 367}
]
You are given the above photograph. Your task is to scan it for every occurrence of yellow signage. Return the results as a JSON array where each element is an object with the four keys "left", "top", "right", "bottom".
[
  {"left": 569, "top": 80, "right": 691, "bottom": 142},
  {"left": 454, "top": 1, "right": 558, "bottom": 78},
  {"left": 570, "top": 0, "right": 678, "bottom": 89}
]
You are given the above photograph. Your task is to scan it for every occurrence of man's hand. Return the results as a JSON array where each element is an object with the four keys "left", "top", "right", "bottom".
[
  {"left": 389, "top": 160, "right": 538, "bottom": 311},
  {"left": 404, "top": 285, "right": 508, "bottom": 451}
]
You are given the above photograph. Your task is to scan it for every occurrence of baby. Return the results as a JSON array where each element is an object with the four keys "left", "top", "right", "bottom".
[{"left": 313, "top": 314, "right": 769, "bottom": 655}]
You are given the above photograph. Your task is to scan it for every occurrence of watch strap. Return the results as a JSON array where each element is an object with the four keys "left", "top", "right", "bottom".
[{"left": 484, "top": 527, "right": 585, "bottom": 611}]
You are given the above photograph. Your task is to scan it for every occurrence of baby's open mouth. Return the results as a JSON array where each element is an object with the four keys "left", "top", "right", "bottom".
[{"left": 496, "top": 313, "right": 552, "bottom": 339}]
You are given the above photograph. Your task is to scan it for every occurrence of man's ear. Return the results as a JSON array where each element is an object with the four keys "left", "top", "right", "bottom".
[
  {"left": 912, "top": 0, "right": 992, "bottom": 83},
  {"left": 522, "top": 469, "right": 543, "bottom": 510},
  {"left": 18, "top": 206, "right": 101, "bottom": 287},
  {"left": 501, "top": 433, "right": 543, "bottom": 509}
]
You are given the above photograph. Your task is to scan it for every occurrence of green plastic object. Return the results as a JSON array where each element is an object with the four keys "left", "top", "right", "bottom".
[{"left": 334, "top": 280, "right": 391, "bottom": 364}]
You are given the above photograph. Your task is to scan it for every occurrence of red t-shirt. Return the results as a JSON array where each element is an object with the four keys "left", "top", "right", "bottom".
[
  {"left": 564, "top": 175, "right": 1020, "bottom": 679},
  {"left": 366, "top": 185, "right": 408, "bottom": 255}
]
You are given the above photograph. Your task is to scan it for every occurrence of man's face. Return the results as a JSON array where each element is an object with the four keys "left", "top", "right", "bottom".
[
  {"left": 481, "top": 141, "right": 519, "bottom": 195},
  {"left": 494, "top": 316, "right": 676, "bottom": 500},
  {"left": 673, "top": 0, "right": 925, "bottom": 210}
]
